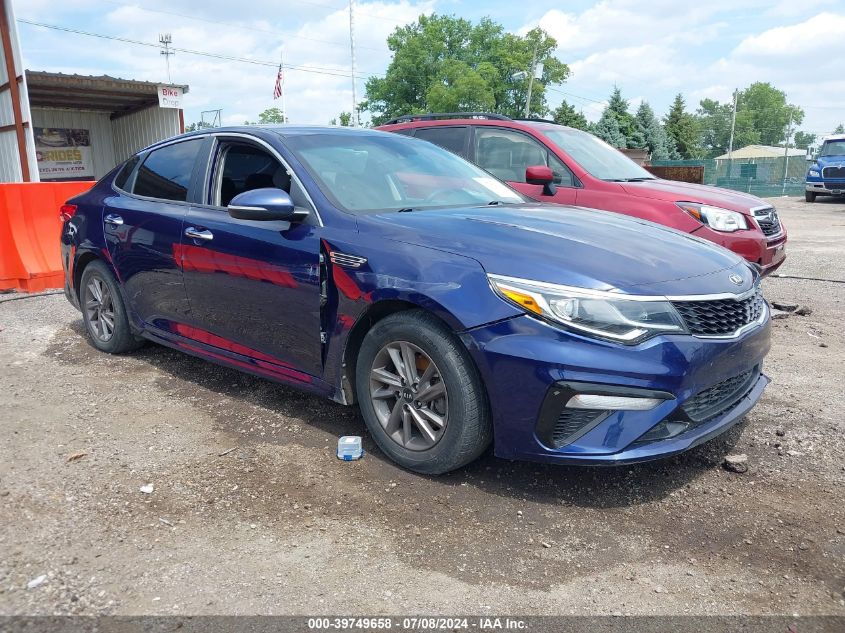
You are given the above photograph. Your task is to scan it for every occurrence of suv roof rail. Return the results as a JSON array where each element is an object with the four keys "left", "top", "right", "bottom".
[
  {"left": 512, "top": 117, "right": 558, "bottom": 124},
  {"left": 382, "top": 112, "right": 512, "bottom": 125}
]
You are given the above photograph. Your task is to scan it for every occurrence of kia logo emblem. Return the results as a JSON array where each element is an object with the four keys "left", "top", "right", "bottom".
[{"left": 729, "top": 274, "right": 744, "bottom": 286}]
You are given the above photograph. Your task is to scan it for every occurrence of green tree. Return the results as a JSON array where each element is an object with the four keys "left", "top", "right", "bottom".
[
  {"left": 664, "top": 93, "right": 703, "bottom": 159},
  {"left": 738, "top": 82, "right": 803, "bottom": 146},
  {"left": 592, "top": 110, "right": 626, "bottom": 148},
  {"left": 258, "top": 107, "right": 287, "bottom": 124},
  {"left": 362, "top": 14, "right": 570, "bottom": 124},
  {"left": 793, "top": 131, "right": 816, "bottom": 150},
  {"left": 634, "top": 101, "right": 675, "bottom": 160},
  {"left": 185, "top": 121, "right": 213, "bottom": 132},
  {"left": 329, "top": 111, "right": 353, "bottom": 126},
  {"left": 834, "top": 123, "right": 845, "bottom": 134},
  {"left": 697, "top": 98, "right": 758, "bottom": 157},
  {"left": 551, "top": 99, "right": 588, "bottom": 130},
  {"left": 604, "top": 86, "right": 643, "bottom": 148}
]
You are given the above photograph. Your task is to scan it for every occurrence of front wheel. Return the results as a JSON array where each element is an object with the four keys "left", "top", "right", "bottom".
[
  {"left": 356, "top": 310, "right": 492, "bottom": 474},
  {"left": 805, "top": 191, "right": 816, "bottom": 202}
]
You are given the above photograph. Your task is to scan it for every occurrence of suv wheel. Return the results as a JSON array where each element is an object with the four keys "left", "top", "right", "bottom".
[
  {"left": 80, "top": 260, "right": 143, "bottom": 354},
  {"left": 805, "top": 191, "right": 816, "bottom": 202},
  {"left": 356, "top": 310, "right": 492, "bottom": 474}
]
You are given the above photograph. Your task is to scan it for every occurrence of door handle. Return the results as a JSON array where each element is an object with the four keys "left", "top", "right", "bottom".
[
  {"left": 104, "top": 214, "right": 124, "bottom": 226},
  {"left": 184, "top": 227, "right": 214, "bottom": 241}
]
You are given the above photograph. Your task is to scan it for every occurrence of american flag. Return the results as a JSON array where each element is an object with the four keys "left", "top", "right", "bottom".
[{"left": 273, "top": 65, "right": 284, "bottom": 100}]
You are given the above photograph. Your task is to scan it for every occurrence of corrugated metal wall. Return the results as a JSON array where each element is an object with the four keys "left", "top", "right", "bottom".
[
  {"left": 30, "top": 108, "right": 117, "bottom": 180},
  {"left": 112, "top": 107, "right": 181, "bottom": 164}
]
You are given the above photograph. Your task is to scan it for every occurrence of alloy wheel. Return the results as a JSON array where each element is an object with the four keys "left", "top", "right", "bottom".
[
  {"left": 369, "top": 341, "right": 448, "bottom": 451},
  {"left": 84, "top": 275, "right": 116, "bottom": 342}
]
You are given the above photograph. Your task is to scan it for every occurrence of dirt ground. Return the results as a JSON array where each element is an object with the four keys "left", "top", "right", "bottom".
[{"left": 0, "top": 196, "right": 843, "bottom": 617}]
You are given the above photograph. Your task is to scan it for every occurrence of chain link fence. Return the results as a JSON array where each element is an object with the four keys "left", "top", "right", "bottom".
[{"left": 649, "top": 156, "right": 808, "bottom": 197}]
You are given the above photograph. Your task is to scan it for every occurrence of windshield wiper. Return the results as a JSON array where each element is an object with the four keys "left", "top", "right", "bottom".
[
  {"left": 397, "top": 207, "right": 419, "bottom": 213},
  {"left": 603, "top": 177, "right": 655, "bottom": 182}
]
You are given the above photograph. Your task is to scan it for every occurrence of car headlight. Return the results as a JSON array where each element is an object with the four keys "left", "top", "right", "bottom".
[
  {"left": 676, "top": 202, "right": 748, "bottom": 232},
  {"left": 808, "top": 169, "right": 820, "bottom": 178},
  {"left": 488, "top": 274, "right": 687, "bottom": 344}
]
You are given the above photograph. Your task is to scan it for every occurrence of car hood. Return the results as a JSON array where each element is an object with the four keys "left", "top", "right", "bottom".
[
  {"left": 365, "top": 204, "right": 754, "bottom": 297},
  {"left": 619, "top": 179, "right": 768, "bottom": 215},
  {"left": 815, "top": 155, "right": 845, "bottom": 167}
]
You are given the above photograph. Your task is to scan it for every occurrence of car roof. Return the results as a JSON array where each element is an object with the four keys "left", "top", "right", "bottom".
[{"left": 378, "top": 117, "right": 579, "bottom": 135}]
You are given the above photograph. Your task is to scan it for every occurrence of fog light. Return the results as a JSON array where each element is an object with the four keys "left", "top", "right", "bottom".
[{"left": 565, "top": 394, "right": 663, "bottom": 411}]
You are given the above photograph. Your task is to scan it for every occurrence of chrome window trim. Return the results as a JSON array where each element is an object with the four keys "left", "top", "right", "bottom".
[{"left": 208, "top": 132, "right": 323, "bottom": 227}]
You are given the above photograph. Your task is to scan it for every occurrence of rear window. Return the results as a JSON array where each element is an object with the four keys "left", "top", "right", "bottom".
[
  {"left": 113, "top": 156, "right": 139, "bottom": 191},
  {"left": 413, "top": 127, "right": 468, "bottom": 157},
  {"left": 132, "top": 138, "right": 203, "bottom": 202}
]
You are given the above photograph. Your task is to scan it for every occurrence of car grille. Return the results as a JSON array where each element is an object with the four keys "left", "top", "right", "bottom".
[
  {"left": 671, "top": 286, "right": 766, "bottom": 337},
  {"left": 551, "top": 409, "right": 608, "bottom": 448},
  {"left": 752, "top": 207, "right": 781, "bottom": 237},
  {"left": 825, "top": 182, "right": 845, "bottom": 190},
  {"left": 682, "top": 367, "right": 760, "bottom": 423},
  {"left": 822, "top": 166, "right": 845, "bottom": 179}
]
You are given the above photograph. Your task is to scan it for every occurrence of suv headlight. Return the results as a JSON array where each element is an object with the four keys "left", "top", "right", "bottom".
[
  {"left": 676, "top": 202, "right": 748, "bottom": 232},
  {"left": 488, "top": 274, "right": 687, "bottom": 344},
  {"left": 808, "top": 169, "right": 820, "bottom": 178}
]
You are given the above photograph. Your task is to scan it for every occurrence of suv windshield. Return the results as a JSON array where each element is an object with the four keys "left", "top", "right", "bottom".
[
  {"left": 284, "top": 132, "right": 525, "bottom": 214},
  {"left": 538, "top": 126, "right": 656, "bottom": 181},
  {"left": 820, "top": 140, "right": 845, "bottom": 157}
]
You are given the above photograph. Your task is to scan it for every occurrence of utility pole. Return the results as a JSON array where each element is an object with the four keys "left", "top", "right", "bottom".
[
  {"left": 524, "top": 40, "right": 539, "bottom": 118},
  {"left": 782, "top": 112, "right": 793, "bottom": 195},
  {"left": 159, "top": 33, "right": 174, "bottom": 83},
  {"left": 726, "top": 88, "right": 738, "bottom": 180},
  {"left": 348, "top": 0, "right": 359, "bottom": 127}
]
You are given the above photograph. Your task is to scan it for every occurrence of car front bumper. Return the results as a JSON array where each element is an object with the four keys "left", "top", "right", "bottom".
[
  {"left": 691, "top": 224, "right": 785, "bottom": 275},
  {"left": 464, "top": 313, "right": 771, "bottom": 465}
]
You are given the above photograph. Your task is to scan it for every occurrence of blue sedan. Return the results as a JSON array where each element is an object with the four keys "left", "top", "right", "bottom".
[{"left": 59, "top": 126, "right": 770, "bottom": 474}]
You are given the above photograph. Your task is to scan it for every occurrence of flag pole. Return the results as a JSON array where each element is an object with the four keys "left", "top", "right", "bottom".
[{"left": 280, "top": 48, "right": 287, "bottom": 123}]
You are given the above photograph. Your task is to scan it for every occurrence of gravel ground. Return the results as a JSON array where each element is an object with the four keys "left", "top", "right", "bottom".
[{"left": 0, "top": 196, "right": 843, "bottom": 617}]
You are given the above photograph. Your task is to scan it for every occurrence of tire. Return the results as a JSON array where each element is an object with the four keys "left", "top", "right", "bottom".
[
  {"left": 79, "top": 260, "right": 143, "bottom": 354},
  {"left": 805, "top": 191, "right": 816, "bottom": 202},
  {"left": 355, "top": 310, "right": 492, "bottom": 474}
]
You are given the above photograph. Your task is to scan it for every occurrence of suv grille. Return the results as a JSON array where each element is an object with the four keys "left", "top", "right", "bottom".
[
  {"left": 682, "top": 367, "right": 760, "bottom": 423},
  {"left": 822, "top": 166, "right": 845, "bottom": 179},
  {"left": 672, "top": 286, "right": 765, "bottom": 337},
  {"left": 752, "top": 207, "right": 781, "bottom": 237}
]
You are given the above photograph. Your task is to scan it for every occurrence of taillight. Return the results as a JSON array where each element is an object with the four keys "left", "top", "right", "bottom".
[{"left": 59, "top": 204, "right": 77, "bottom": 222}]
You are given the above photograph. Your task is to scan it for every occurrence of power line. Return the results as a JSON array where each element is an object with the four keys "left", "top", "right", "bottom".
[
  {"left": 94, "top": 0, "right": 386, "bottom": 52},
  {"left": 17, "top": 19, "right": 373, "bottom": 80}
]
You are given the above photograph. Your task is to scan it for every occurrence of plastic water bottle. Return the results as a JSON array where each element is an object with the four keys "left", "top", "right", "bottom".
[{"left": 337, "top": 436, "right": 364, "bottom": 461}]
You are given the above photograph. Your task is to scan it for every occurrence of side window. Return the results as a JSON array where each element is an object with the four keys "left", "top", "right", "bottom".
[
  {"left": 132, "top": 139, "right": 203, "bottom": 202},
  {"left": 475, "top": 128, "right": 575, "bottom": 186},
  {"left": 213, "top": 142, "right": 310, "bottom": 211},
  {"left": 413, "top": 127, "right": 469, "bottom": 158},
  {"left": 114, "top": 155, "right": 140, "bottom": 191}
]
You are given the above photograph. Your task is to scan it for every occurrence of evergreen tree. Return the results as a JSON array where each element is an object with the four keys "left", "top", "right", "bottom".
[
  {"left": 664, "top": 93, "right": 703, "bottom": 159},
  {"left": 634, "top": 101, "right": 674, "bottom": 160},
  {"left": 834, "top": 123, "right": 845, "bottom": 134},
  {"left": 551, "top": 100, "right": 589, "bottom": 130},
  {"left": 604, "top": 86, "right": 643, "bottom": 148},
  {"left": 592, "top": 110, "right": 626, "bottom": 148}
]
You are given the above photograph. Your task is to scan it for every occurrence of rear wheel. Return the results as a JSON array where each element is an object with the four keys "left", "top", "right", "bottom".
[
  {"left": 79, "top": 260, "right": 143, "bottom": 354},
  {"left": 805, "top": 191, "right": 816, "bottom": 202},
  {"left": 356, "top": 310, "right": 491, "bottom": 474}
]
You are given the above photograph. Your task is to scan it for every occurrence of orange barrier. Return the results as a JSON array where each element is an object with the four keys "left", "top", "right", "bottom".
[{"left": 0, "top": 181, "right": 95, "bottom": 292}]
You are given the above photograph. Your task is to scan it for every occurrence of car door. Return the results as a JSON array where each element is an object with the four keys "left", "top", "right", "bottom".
[
  {"left": 179, "top": 135, "right": 323, "bottom": 377},
  {"left": 472, "top": 127, "right": 578, "bottom": 205},
  {"left": 103, "top": 137, "right": 204, "bottom": 329}
]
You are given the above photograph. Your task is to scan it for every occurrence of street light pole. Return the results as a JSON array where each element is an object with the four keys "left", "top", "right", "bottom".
[{"left": 349, "top": 0, "right": 359, "bottom": 127}]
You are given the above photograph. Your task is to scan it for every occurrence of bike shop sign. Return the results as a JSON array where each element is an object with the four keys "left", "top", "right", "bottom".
[{"left": 157, "top": 85, "right": 183, "bottom": 108}]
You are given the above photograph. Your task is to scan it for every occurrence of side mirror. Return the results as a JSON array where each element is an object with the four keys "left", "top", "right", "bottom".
[
  {"left": 227, "top": 187, "right": 309, "bottom": 222},
  {"left": 525, "top": 165, "right": 557, "bottom": 196}
]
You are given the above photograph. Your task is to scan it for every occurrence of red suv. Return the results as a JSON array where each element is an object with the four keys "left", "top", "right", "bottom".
[{"left": 377, "top": 113, "right": 786, "bottom": 274}]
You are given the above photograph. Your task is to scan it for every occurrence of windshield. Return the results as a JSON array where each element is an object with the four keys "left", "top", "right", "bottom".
[
  {"left": 539, "top": 126, "right": 655, "bottom": 181},
  {"left": 284, "top": 132, "right": 525, "bottom": 214},
  {"left": 820, "top": 140, "right": 845, "bottom": 157}
]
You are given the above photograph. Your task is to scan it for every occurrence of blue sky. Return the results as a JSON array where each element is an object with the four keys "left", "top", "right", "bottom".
[{"left": 14, "top": 0, "right": 845, "bottom": 137}]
